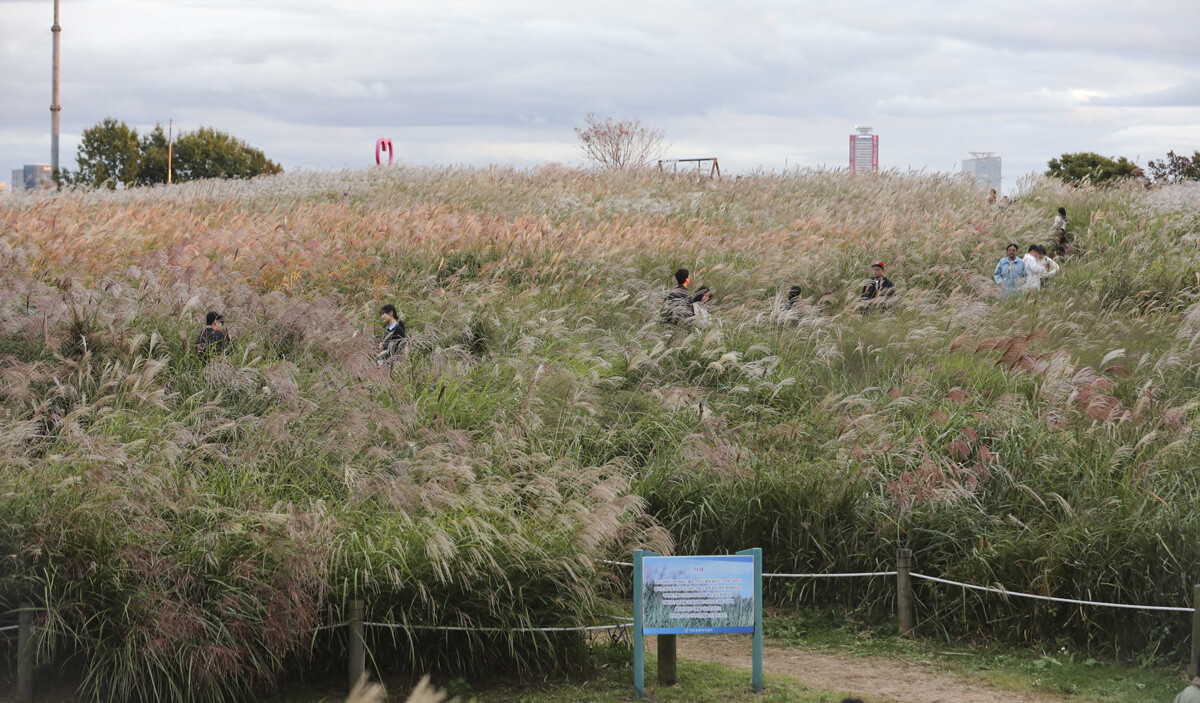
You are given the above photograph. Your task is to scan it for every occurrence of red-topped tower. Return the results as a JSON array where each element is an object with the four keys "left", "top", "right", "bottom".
[{"left": 849, "top": 126, "right": 878, "bottom": 173}]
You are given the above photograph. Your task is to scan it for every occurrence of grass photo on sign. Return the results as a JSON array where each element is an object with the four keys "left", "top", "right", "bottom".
[{"left": 643, "top": 555, "right": 755, "bottom": 634}]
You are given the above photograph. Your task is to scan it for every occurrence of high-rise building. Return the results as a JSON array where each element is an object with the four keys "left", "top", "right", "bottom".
[
  {"left": 962, "top": 152, "right": 1001, "bottom": 192},
  {"left": 11, "top": 164, "right": 52, "bottom": 191},
  {"left": 849, "top": 126, "right": 879, "bottom": 173}
]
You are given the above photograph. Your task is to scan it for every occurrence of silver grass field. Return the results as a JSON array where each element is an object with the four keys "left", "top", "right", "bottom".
[{"left": 1, "top": 166, "right": 1199, "bottom": 701}]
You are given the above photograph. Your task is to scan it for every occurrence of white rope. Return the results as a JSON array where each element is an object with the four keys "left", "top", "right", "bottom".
[
  {"left": 764, "top": 571, "right": 898, "bottom": 578},
  {"left": 595, "top": 556, "right": 1185, "bottom": 609},
  {"left": 910, "top": 573, "right": 1195, "bottom": 612},
  {"left": 0, "top": 625, "right": 17, "bottom": 633},
  {"left": 363, "top": 622, "right": 632, "bottom": 633}
]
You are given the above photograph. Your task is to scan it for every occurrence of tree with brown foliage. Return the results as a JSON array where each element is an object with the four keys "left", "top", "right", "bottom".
[
  {"left": 574, "top": 113, "right": 666, "bottom": 170},
  {"left": 1146, "top": 150, "right": 1200, "bottom": 184}
]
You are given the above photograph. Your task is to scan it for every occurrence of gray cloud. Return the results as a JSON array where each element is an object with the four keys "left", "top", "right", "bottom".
[{"left": 2, "top": 0, "right": 1197, "bottom": 189}]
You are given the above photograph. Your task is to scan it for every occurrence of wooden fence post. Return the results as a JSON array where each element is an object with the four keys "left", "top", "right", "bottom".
[
  {"left": 897, "top": 549, "right": 914, "bottom": 636},
  {"left": 17, "top": 601, "right": 33, "bottom": 703},
  {"left": 348, "top": 600, "right": 365, "bottom": 692},
  {"left": 657, "top": 634, "right": 677, "bottom": 686},
  {"left": 1191, "top": 585, "right": 1200, "bottom": 679}
]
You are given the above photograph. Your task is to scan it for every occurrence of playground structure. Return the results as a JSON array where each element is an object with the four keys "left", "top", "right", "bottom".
[{"left": 658, "top": 157, "right": 720, "bottom": 178}]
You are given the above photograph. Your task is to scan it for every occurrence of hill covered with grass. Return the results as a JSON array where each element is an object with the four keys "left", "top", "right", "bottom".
[{"left": 2, "top": 167, "right": 1199, "bottom": 701}]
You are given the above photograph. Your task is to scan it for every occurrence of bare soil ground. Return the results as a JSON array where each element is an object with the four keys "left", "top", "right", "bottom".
[{"left": 656, "top": 634, "right": 1073, "bottom": 703}]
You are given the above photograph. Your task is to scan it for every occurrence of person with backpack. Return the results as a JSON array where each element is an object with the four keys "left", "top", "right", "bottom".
[{"left": 660, "top": 268, "right": 694, "bottom": 325}]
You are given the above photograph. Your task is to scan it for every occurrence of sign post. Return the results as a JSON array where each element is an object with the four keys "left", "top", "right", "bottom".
[{"left": 632, "top": 549, "right": 763, "bottom": 697}]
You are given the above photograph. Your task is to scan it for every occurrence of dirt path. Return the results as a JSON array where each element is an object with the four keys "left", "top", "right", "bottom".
[{"left": 654, "top": 634, "right": 1072, "bottom": 703}]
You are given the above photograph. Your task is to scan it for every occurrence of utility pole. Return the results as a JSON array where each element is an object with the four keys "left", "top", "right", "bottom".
[
  {"left": 51, "top": 0, "right": 62, "bottom": 174},
  {"left": 168, "top": 119, "right": 173, "bottom": 184}
]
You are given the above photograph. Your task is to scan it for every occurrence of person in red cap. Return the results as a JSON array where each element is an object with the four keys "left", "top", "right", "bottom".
[{"left": 860, "top": 261, "right": 895, "bottom": 305}]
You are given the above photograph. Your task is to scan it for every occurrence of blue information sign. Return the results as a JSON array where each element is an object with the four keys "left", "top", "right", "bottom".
[
  {"left": 632, "top": 549, "right": 762, "bottom": 697},
  {"left": 641, "top": 555, "right": 755, "bottom": 634}
]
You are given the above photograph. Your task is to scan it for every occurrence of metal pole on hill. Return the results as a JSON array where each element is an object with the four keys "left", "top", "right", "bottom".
[
  {"left": 17, "top": 602, "right": 33, "bottom": 703},
  {"left": 1191, "top": 585, "right": 1200, "bottom": 678},
  {"left": 50, "top": 0, "right": 62, "bottom": 174},
  {"left": 348, "top": 600, "right": 365, "bottom": 691},
  {"left": 897, "top": 549, "right": 914, "bottom": 636}
]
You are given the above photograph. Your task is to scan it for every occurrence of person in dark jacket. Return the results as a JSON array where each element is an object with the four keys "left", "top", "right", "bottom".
[
  {"left": 860, "top": 261, "right": 895, "bottom": 301},
  {"left": 195, "top": 311, "right": 230, "bottom": 354},
  {"left": 778, "top": 285, "right": 805, "bottom": 323},
  {"left": 660, "top": 268, "right": 694, "bottom": 325},
  {"left": 378, "top": 304, "right": 407, "bottom": 364}
]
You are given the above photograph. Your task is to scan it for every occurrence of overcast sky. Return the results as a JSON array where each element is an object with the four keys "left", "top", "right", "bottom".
[{"left": 2, "top": 0, "right": 1197, "bottom": 188}]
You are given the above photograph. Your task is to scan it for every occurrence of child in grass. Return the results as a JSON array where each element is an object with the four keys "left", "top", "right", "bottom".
[
  {"left": 195, "top": 311, "right": 229, "bottom": 354},
  {"left": 378, "top": 304, "right": 407, "bottom": 364},
  {"left": 691, "top": 286, "right": 714, "bottom": 329},
  {"left": 1053, "top": 207, "right": 1069, "bottom": 255}
]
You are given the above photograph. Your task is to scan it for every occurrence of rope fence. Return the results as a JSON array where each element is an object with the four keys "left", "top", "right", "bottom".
[
  {"left": 364, "top": 621, "right": 632, "bottom": 633},
  {"left": 600, "top": 557, "right": 1195, "bottom": 612},
  {"left": 908, "top": 573, "right": 1195, "bottom": 613},
  {"left": 6, "top": 552, "right": 1200, "bottom": 701},
  {"left": 764, "top": 571, "right": 898, "bottom": 579},
  {"left": 597, "top": 549, "right": 1200, "bottom": 679}
]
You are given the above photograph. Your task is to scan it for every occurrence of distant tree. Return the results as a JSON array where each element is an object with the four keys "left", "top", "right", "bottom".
[
  {"left": 1046, "top": 152, "right": 1139, "bottom": 186},
  {"left": 171, "top": 126, "right": 282, "bottom": 182},
  {"left": 71, "top": 117, "right": 142, "bottom": 189},
  {"left": 63, "top": 119, "right": 281, "bottom": 188},
  {"left": 137, "top": 124, "right": 171, "bottom": 186},
  {"left": 575, "top": 113, "right": 666, "bottom": 171},
  {"left": 1146, "top": 150, "right": 1200, "bottom": 184}
]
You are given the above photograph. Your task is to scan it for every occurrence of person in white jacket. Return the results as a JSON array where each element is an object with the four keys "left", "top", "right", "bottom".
[
  {"left": 691, "top": 287, "right": 714, "bottom": 329},
  {"left": 1023, "top": 245, "right": 1060, "bottom": 290}
]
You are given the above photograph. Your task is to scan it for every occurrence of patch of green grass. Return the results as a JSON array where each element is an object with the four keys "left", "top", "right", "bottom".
[{"left": 767, "top": 607, "right": 1183, "bottom": 703}]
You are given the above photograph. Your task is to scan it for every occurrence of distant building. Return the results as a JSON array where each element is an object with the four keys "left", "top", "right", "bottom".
[
  {"left": 11, "top": 164, "right": 52, "bottom": 191},
  {"left": 962, "top": 152, "right": 1001, "bottom": 192},
  {"left": 849, "top": 126, "right": 879, "bottom": 173}
]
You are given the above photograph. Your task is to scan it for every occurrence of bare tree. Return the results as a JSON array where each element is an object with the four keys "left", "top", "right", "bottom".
[{"left": 574, "top": 113, "right": 666, "bottom": 171}]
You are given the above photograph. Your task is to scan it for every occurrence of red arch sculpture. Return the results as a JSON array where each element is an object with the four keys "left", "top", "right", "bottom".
[{"left": 375, "top": 138, "right": 394, "bottom": 166}]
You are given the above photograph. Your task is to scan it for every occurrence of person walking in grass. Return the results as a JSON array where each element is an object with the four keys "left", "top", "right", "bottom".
[
  {"left": 691, "top": 286, "right": 714, "bottom": 329},
  {"left": 195, "top": 311, "right": 230, "bottom": 355},
  {"left": 993, "top": 244, "right": 1026, "bottom": 294},
  {"left": 859, "top": 261, "right": 895, "bottom": 312},
  {"left": 378, "top": 303, "right": 407, "bottom": 364},
  {"left": 660, "top": 268, "right": 694, "bottom": 325},
  {"left": 1022, "top": 244, "right": 1060, "bottom": 291},
  {"left": 1052, "top": 207, "right": 1070, "bottom": 255},
  {"left": 782, "top": 285, "right": 804, "bottom": 312}
]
